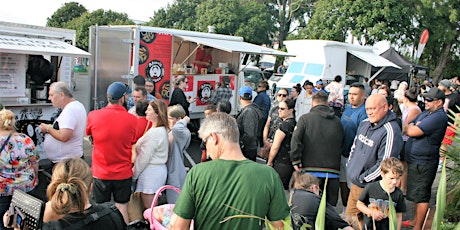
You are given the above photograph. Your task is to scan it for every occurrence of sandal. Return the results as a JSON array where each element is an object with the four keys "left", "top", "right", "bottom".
[{"left": 402, "top": 220, "right": 414, "bottom": 227}]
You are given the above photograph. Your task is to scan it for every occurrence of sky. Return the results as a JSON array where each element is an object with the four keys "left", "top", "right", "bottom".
[{"left": 0, "top": 0, "right": 175, "bottom": 26}]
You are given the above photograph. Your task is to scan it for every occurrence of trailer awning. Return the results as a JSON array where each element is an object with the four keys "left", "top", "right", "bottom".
[
  {"left": 0, "top": 34, "right": 90, "bottom": 57},
  {"left": 177, "top": 35, "right": 293, "bottom": 56},
  {"left": 348, "top": 50, "right": 400, "bottom": 69}
]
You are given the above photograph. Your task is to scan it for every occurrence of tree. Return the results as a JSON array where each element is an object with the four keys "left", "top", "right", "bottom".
[
  {"left": 46, "top": 2, "right": 88, "bottom": 28},
  {"left": 146, "top": 0, "right": 205, "bottom": 30},
  {"left": 415, "top": 0, "right": 460, "bottom": 83},
  {"left": 64, "top": 9, "right": 133, "bottom": 50},
  {"left": 298, "top": 0, "right": 416, "bottom": 46}
]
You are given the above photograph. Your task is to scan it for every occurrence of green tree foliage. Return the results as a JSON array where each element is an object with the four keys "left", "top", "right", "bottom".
[
  {"left": 146, "top": 0, "right": 204, "bottom": 31},
  {"left": 298, "top": 0, "right": 415, "bottom": 46},
  {"left": 46, "top": 2, "right": 88, "bottom": 28},
  {"left": 64, "top": 9, "right": 133, "bottom": 50},
  {"left": 415, "top": 0, "right": 460, "bottom": 83}
]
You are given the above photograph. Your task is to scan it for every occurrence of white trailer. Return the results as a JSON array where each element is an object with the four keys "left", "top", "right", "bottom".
[
  {"left": 0, "top": 21, "right": 90, "bottom": 156},
  {"left": 275, "top": 40, "right": 399, "bottom": 90},
  {"left": 89, "top": 25, "right": 292, "bottom": 118}
]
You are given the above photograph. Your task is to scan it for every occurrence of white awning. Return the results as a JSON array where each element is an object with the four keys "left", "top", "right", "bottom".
[
  {"left": 177, "top": 35, "right": 293, "bottom": 56},
  {"left": 348, "top": 50, "right": 400, "bottom": 69},
  {"left": 0, "top": 34, "right": 90, "bottom": 57}
]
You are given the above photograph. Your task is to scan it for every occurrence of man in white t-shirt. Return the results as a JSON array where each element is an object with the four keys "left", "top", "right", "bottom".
[{"left": 39, "top": 82, "right": 87, "bottom": 163}]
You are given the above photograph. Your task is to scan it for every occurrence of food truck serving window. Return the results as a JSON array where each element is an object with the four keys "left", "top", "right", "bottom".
[{"left": 0, "top": 34, "right": 90, "bottom": 57}]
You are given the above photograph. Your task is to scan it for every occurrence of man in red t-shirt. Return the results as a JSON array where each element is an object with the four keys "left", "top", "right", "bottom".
[
  {"left": 86, "top": 81, "right": 137, "bottom": 224},
  {"left": 193, "top": 46, "right": 213, "bottom": 73}
]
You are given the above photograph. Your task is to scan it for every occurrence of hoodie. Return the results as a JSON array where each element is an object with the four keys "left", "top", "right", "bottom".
[
  {"left": 290, "top": 105, "right": 344, "bottom": 174},
  {"left": 347, "top": 111, "right": 403, "bottom": 188}
]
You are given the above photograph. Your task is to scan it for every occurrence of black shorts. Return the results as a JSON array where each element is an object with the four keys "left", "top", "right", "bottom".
[
  {"left": 92, "top": 177, "right": 132, "bottom": 204},
  {"left": 406, "top": 163, "right": 437, "bottom": 203}
]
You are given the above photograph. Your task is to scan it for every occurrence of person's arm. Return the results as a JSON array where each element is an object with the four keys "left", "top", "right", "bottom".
[
  {"left": 268, "top": 220, "right": 284, "bottom": 229},
  {"left": 267, "top": 129, "right": 286, "bottom": 166},
  {"left": 397, "top": 212, "right": 403, "bottom": 230},
  {"left": 406, "top": 122, "right": 424, "bottom": 137},
  {"left": 171, "top": 215, "right": 192, "bottom": 230},
  {"left": 133, "top": 133, "right": 154, "bottom": 179},
  {"left": 402, "top": 109, "right": 421, "bottom": 135},
  {"left": 263, "top": 117, "right": 272, "bottom": 144}
]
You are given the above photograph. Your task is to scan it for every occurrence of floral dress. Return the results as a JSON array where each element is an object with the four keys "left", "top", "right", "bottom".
[{"left": 0, "top": 133, "right": 39, "bottom": 196}]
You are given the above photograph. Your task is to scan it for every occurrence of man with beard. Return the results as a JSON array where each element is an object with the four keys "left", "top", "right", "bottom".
[{"left": 86, "top": 81, "right": 137, "bottom": 224}]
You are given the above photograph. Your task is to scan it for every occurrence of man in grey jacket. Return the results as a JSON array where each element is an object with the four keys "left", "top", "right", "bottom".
[{"left": 345, "top": 94, "right": 403, "bottom": 218}]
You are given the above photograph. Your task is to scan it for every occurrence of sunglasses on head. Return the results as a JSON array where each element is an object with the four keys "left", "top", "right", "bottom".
[{"left": 278, "top": 94, "right": 287, "bottom": 97}]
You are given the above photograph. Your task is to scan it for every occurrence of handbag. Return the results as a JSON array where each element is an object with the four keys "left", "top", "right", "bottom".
[{"left": 128, "top": 192, "right": 146, "bottom": 223}]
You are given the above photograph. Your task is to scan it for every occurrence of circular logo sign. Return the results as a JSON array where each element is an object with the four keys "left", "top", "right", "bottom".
[
  {"left": 198, "top": 82, "right": 214, "bottom": 104},
  {"left": 145, "top": 60, "right": 164, "bottom": 83},
  {"left": 140, "top": 31, "right": 156, "bottom": 43}
]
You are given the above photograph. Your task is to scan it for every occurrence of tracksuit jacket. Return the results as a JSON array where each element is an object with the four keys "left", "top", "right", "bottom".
[{"left": 347, "top": 111, "right": 403, "bottom": 188}]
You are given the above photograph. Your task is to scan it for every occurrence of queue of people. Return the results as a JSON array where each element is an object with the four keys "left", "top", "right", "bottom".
[{"left": 1, "top": 75, "right": 457, "bottom": 230}]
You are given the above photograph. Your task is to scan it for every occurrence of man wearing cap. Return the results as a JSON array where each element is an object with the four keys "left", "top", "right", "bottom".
[
  {"left": 438, "top": 79, "right": 460, "bottom": 161},
  {"left": 236, "top": 86, "right": 264, "bottom": 161},
  {"left": 346, "top": 94, "right": 403, "bottom": 218},
  {"left": 211, "top": 76, "right": 232, "bottom": 105},
  {"left": 295, "top": 80, "right": 314, "bottom": 121},
  {"left": 86, "top": 81, "right": 137, "bottom": 223},
  {"left": 403, "top": 88, "right": 448, "bottom": 230},
  {"left": 313, "top": 80, "right": 326, "bottom": 93}
]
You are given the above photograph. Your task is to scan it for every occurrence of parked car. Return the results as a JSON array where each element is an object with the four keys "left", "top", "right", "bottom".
[
  {"left": 243, "top": 66, "right": 265, "bottom": 91},
  {"left": 267, "top": 74, "right": 285, "bottom": 98},
  {"left": 258, "top": 62, "right": 275, "bottom": 71},
  {"left": 262, "top": 69, "right": 274, "bottom": 79}
]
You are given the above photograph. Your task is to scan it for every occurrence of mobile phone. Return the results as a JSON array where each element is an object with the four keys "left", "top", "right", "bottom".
[{"left": 14, "top": 207, "right": 25, "bottom": 229}]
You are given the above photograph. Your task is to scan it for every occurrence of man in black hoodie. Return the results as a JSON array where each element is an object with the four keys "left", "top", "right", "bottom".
[
  {"left": 290, "top": 92, "right": 344, "bottom": 206},
  {"left": 345, "top": 94, "right": 403, "bottom": 218}
]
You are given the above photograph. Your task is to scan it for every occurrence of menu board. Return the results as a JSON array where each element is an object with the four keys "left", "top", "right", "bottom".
[{"left": 0, "top": 54, "right": 26, "bottom": 97}]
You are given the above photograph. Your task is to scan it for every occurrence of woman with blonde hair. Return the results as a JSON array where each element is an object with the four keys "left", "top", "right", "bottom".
[
  {"left": 40, "top": 158, "right": 125, "bottom": 229},
  {"left": 166, "top": 105, "right": 190, "bottom": 203},
  {"left": 0, "top": 109, "right": 38, "bottom": 230},
  {"left": 290, "top": 172, "right": 353, "bottom": 230},
  {"left": 133, "top": 100, "right": 170, "bottom": 208}
]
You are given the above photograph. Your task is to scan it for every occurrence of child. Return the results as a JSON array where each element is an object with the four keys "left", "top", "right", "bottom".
[{"left": 357, "top": 157, "right": 406, "bottom": 230}]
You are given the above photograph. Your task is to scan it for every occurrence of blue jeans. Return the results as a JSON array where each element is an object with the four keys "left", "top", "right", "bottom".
[{"left": 0, "top": 196, "right": 12, "bottom": 230}]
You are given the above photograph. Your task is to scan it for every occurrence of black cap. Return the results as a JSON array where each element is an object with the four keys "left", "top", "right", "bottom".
[{"left": 422, "top": 87, "right": 445, "bottom": 100}]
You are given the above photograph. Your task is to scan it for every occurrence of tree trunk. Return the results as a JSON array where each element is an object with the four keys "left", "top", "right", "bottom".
[{"left": 431, "top": 42, "right": 453, "bottom": 85}]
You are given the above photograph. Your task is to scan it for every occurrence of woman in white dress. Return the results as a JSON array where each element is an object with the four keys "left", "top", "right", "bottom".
[{"left": 133, "top": 100, "right": 169, "bottom": 209}]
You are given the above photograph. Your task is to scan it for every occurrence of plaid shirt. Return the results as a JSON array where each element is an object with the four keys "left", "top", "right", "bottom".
[{"left": 212, "top": 85, "right": 232, "bottom": 104}]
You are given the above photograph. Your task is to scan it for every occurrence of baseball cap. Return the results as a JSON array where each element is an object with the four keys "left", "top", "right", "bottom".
[
  {"left": 422, "top": 87, "right": 445, "bottom": 100},
  {"left": 239, "top": 86, "right": 252, "bottom": 100},
  {"left": 316, "top": 80, "right": 323, "bottom": 85},
  {"left": 439, "top": 79, "right": 451, "bottom": 89},
  {"left": 107, "top": 82, "right": 132, "bottom": 100}
]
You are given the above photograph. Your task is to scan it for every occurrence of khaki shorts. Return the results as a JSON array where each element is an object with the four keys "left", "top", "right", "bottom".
[{"left": 345, "top": 184, "right": 364, "bottom": 217}]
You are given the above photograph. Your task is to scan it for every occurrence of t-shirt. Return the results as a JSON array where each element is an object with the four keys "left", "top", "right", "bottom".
[
  {"left": 405, "top": 108, "right": 448, "bottom": 164},
  {"left": 86, "top": 104, "right": 137, "bottom": 180},
  {"left": 42, "top": 203, "right": 126, "bottom": 230},
  {"left": 274, "top": 118, "right": 296, "bottom": 164},
  {"left": 44, "top": 101, "right": 86, "bottom": 162},
  {"left": 358, "top": 181, "right": 406, "bottom": 230},
  {"left": 173, "top": 159, "right": 290, "bottom": 230}
]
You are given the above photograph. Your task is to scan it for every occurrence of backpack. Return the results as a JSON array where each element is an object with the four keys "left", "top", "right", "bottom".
[{"left": 246, "top": 103, "right": 265, "bottom": 141}]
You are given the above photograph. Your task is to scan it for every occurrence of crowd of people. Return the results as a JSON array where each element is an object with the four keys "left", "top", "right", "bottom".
[{"left": 1, "top": 74, "right": 458, "bottom": 230}]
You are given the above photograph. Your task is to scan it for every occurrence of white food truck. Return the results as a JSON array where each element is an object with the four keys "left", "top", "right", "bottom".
[
  {"left": 0, "top": 21, "right": 90, "bottom": 156},
  {"left": 88, "top": 25, "right": 292, "bottom": 119},
  {"left": 275, "top": 40, "right": 400, "bottom": 90}
]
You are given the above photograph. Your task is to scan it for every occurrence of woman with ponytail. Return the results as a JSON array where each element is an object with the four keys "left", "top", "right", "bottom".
[{"left": 41, "top": 158, "right": 125, "bottom": 229}]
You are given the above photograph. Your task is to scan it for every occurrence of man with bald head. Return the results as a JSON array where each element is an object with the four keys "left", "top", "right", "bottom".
[{"left": 345, "top": 94, "right": 403, "bottom": 218}]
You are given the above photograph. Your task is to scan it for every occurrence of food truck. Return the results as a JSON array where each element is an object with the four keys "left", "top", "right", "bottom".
[
  {"left": 0, "top": 21, "right": 90, "bottom": 155},
  {"left": 276, "top": 40, "right": 400, "bottom": 90},
  {"left": 88, "top": 25, "right": 292, "bottom": 119}
]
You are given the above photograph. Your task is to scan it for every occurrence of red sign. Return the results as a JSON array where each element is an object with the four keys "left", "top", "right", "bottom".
[{"left": 196, "top": 80, "right": 215, "bottom": 106}]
